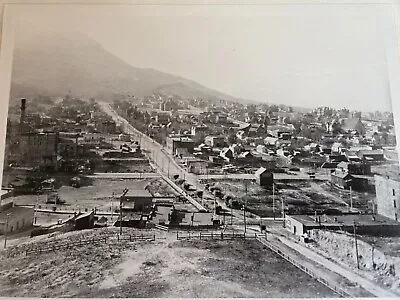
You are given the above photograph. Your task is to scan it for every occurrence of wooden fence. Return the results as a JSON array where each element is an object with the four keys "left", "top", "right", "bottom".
[
  {"left": 154, "top": 224, "right": 169, "bottom": 231},
  {"left": 256, "top": 236, "right": 350, "bottom": 298},
  {"left": 176, "top": 231, "right": 262, "bottom": 241},
  {"left": 5, "top": 233, "right": 156, "bottom": 258}
]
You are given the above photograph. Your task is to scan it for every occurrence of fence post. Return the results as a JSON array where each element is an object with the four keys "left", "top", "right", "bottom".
[
  {"left": 153, "top": 234, "right": 155, "bottom": 241},
  {"left": 176, "top": 231, "right": 179, "bottom": 240},
  {"left": 200, "top": 232, "right": 202, "bottom": 240},
  {"left": 211, "top": 232, "right": 213, "bottom": 239},
  {"left": 141, "top": 233, "right": 143, "bottom": 240},
  {"left": 130, "top": 235, "right": 132, "bottom": 242},
  {"left": 117, "top": 234, "right": 119, "bottom": 242},
  {"left": 221, "top": 232, "right": 223, "bottom": 240}
]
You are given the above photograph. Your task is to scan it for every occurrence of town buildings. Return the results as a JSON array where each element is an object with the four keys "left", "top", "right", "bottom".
[
  {"left": 285, "top": 214, "right": 400, "bottom": 237},
  {"left": 166, "top": 136, "right": 195, "bottom": 156}
]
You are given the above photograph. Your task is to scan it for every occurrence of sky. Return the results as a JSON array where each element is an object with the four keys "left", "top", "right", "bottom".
[{"left": 7, "top": 4, "right": 396, "bottom": 112}]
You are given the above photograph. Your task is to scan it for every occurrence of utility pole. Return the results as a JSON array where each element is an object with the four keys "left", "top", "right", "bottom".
[
  {"left": 111, "top": 192, "right": 114, "bottom": 222},
  {"left": 34, "top": 191, "right": 39, "bottom": 224},
  {"left": 350, "top": 185, "right": 353, "bottom": 211},
  {"left": 244, "top": 181, "right": 248, "bottom": 233},
  {"left": 372, "top": 196, "right": 376, "bottom": 215},
  {"left": 353, "top": 220, "right": 360, "bottom": 269},
  {"left": 214, "top": 194, "right": 216, "bottom": 215},
  {"left": 120, "top": 188, "right": 129, "bottom": 235},
  {"left": 272, "top": 182, "right": 276, "bottom": 220},
  {"left": 282, "top": 197, "right": 285, "bottom": 227},
  {"left": 4, "top": 213, "right": 11, "bottom": 249},
  {"left": 230, "top": 202, "right": 233, "bottom": 226},
  {"left": 243, "top": 200, "right": 247, "bottom": 233}
]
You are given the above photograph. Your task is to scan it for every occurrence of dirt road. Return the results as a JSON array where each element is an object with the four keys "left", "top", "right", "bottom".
[{"left": 276, "top": 235, "right": 399, "bottom": 297}]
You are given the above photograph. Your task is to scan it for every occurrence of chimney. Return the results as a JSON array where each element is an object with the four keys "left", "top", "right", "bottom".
[{"left": 20, "top": 98, "right": 26, "bottom": 134}]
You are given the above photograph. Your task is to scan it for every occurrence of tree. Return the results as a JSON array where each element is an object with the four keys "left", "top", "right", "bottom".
[
  {"left": 269, "top": 105, "right": 279, "bottom": 113},
  {"left": 332, "top": 122, "right": 342, "bottom": 135}
]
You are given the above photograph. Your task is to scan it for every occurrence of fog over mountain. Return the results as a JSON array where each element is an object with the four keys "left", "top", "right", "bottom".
[{"left": 10, "top": 29, "right": 244, "bottom": 103}]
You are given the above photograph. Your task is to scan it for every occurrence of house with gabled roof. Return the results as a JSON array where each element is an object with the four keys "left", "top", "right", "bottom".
[{"left": 255, "top": 167, "right": 273, "bottom": 187}]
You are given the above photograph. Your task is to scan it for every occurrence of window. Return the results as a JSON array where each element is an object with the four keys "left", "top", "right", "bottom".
[
  {"left": 396, "top": 213, "right": 398, "bottom": 222},
  {"left": 395, "top": 200, "right": 397, "bottom": 209},
  {"left": 393, "top": 189, "right": 396, "bottom": 196},
  {"left": 16, "top": 221, "right": 19, "bottom": 229}
]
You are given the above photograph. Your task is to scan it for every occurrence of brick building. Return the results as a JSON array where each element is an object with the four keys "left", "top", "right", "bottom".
[
  {"left": 375, "top": 175, "right": 400, "bottom": 221},
  {"left": 166, "top": 136, "right": 194, "bottom": 155}
]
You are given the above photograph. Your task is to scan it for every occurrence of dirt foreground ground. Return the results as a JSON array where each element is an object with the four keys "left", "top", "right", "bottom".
[{"left": 0, "top": 228, "right": 337, "bottom": 298}]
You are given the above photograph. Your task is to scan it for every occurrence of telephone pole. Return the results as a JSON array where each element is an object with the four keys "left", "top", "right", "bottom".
[
  {"left": 111, "top": 192, "right": 114, "bottom": 222},
  {"left": 244, "top": 181, "right": 248, "bottom": 233},
  {"left": 120, "top": 188, "right": 129, "bottom": 235},
  {"left": 350, "top": 185, "right": 353, "bottom": 211},
  {"left": 243, "top": 202, "right": 247, "bottom": 233},
  {"left": 353, "top": 220, "right": 360, "bottom": 269},
  {"left": 4, "top": 213, "right": 11, "bottom": 249},
  {"left": 282, "top": 197, "right": 285, "bottom": 227},
  {"left": 272, "top": 182, "right": 276, "bottom": 220}
]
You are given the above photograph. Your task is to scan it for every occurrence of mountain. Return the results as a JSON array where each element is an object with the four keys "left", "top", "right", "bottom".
[{"left": 9, "top": 29, "right": 244, "bottom": 104}]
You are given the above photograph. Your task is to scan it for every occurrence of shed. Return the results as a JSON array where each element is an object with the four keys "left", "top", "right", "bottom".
[
  {"left": 255, "top": 167, "right": 273, "bottom": 187},
  {"left": 74, "top": 211, "right": 95, "bottom": 230}
]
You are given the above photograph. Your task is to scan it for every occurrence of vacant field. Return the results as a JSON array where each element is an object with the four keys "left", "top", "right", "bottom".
[
  {"left": 0, "top": 228, "right": 336, "bottom": 298},
  {"left": 320, "top": 182, "right": 376, "bottom": 213},
  {"left": 205, "top": 179, "right": 350, "bottom": 217},
  {"left": 93, "top": 160, "right": 154, "bottom": 173},
  {"left": 9, "top": 178, "right": 179, "bottom": 213}
]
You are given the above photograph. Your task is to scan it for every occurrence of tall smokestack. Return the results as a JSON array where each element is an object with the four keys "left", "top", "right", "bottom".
[{"left": 20, "top": 98, "right": 26, "bottom": 134}]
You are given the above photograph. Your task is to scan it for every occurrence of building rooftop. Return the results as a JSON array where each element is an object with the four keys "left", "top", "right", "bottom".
[
  {"left": 1, "top": 190, "right": 10, "bottom": 198},
  {"left": 375, "top": 173, "right": 400, "bottom": 183},
  {"left": 331, "top": 170, "right": 351, "bottom": 179},
  {"left": 124, "top": 189, "right": 153, "bottom": 198},
  {"left": 75, "top": 211, "right": 94, "bottom": 221},
  {"left": 168, "top": 136, "right": 194, "bottom": 142},
  {"left": 289, "top": 213, "right": 399, "bottom": 228}
]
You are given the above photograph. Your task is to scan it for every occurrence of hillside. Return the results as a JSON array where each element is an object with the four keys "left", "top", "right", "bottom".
[
  {"left": 9, "top": 29, "right": 243, "bottom": 104},
  {"left": 0, "top": 228, "right": 336, "bottom": 298}
]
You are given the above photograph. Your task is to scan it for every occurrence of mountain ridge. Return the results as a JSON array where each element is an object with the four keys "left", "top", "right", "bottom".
[{"left": 9, "top": 29, "right": 246, "bottom": 104}]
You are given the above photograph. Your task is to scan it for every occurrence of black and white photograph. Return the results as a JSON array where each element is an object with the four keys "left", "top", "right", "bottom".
[{"left": 0, "top": 1, "right": 400, "bottom": 298}]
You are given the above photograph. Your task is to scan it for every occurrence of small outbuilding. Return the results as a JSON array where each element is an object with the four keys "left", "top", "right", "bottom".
[
  {"left": 74, "top": 211, "right": 95, "bottom": 230},
  {"left": 255, "top": 167, "right": 273, "bottom": 187}
]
